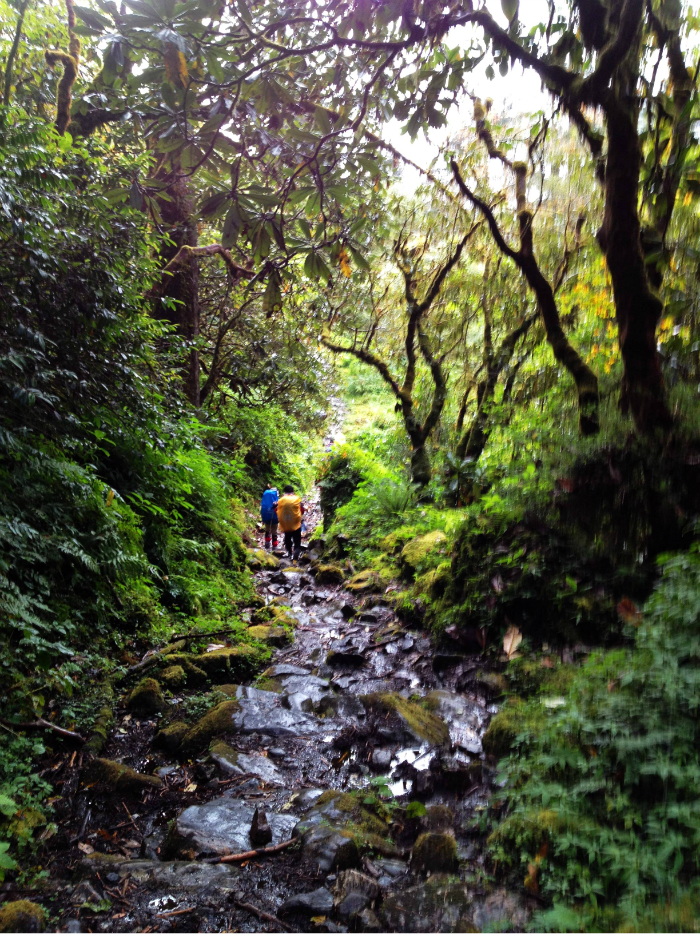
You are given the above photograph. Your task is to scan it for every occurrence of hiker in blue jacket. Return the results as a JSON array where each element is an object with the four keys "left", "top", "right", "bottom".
[{"left": 260, "top": 483, "right": 279, "bottom": 550}]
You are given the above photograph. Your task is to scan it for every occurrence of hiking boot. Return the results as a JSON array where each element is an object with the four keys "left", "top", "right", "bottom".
[
  {"left": 264, "top": 537, "right": 271, "bottom": 550},
  {"left": 293, "top": 548, "right": 302, "bottom": 561}
]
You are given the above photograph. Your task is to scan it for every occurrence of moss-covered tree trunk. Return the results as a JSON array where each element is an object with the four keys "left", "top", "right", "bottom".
[{"left": 598, "top": 99, "right": 672, "bottom": 434}]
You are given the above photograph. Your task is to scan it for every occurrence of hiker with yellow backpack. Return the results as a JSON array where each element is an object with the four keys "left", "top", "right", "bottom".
[{"left": 276, "top": 484, "right": 305, "bottom": 561}]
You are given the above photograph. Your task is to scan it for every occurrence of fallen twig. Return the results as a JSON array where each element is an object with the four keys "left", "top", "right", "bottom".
[
  {"left": 0, "top": 717, "right": 85, "bottom": 744},
  {"left": 233, "top": 899, "right": 293, "bottom": 933},
  {"left": 155, "top": 906, "right": 196, "bottom": 918},
  {"left": 204, "top": 837, "right": 297, "bottom": 864}
]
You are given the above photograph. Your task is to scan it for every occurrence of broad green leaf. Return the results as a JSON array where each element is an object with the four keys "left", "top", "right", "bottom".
[
  {"left": 262, "top": 272, "right": 282, "bottom": 316},
  {"left": 501, "top": 0, "right": 518, "bottom": 21},
  {"left": 221, "top": 205, "right": 241, "bottom": 247},
  {"left": 73, "top": 5, "right": 112, "bottom": 30}
]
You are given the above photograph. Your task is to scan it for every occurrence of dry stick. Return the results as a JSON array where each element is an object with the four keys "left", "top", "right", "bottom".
[
  {"left": 0, "top": 716, "right": 85, "bottom": 744},
  {"left": 234, "top": 899, "right": 294, "bottom": 933},
  {"left": 204, "top": 837, "right": 297, "bottom": 864},
  {"left": 155, "top": 907, "right": 197, "bottom": 919}
]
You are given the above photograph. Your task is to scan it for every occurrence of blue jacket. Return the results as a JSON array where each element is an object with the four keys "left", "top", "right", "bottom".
[{"left": 260, "top": 488, "right": 279, "bottom": 522}]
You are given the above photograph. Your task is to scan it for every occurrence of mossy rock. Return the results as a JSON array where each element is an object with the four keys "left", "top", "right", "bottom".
[
  {"left": 360, "top": 693, "right": 450, "bottom": 747},
  {"left": 346, "top": 569, "right": 382, "bottom": 593},
  {"left": 247, "top": 624, "right": 290, "bottom": 647},
  {"left": 153, "top": 721, "right": 190, "bottom": 754},
  {"left": 421, "top": 805, "right": 455, "bottom": 834},
  {"left": 87, "top": 758, "right": 162, "bottom": 792},
  {"left": 253, "top": 605, "right": 296, "bottom": 627},
  {"left": 179, "top": 700, "right": 241, "bottom": 757},
  {"left": 246, "top": 547, "right": 280, "bottom": 570},
  {"left": 315, "top": 563, "right": 346, "bottom": 584},
  {"left": 505, "top": 657, "right": 577, "bottom": 698},
  {"left": 414, "top": 561, "right": 451, "bottom": 600},
  {"left": 312, "top": 792, "right": 396, "bottom": 854},
  {"left": 411, "top": 832, "right": 457, "bottom": 873},
  {"left": 126, "top": 677, "right": 167, "bottom": 715},
  {"left": 400, "top": 531, "right": 447, "bottom": 572},
  {"left": 482, "top": 699, "right": 546, "bottom": 758},
  {"left": 255, "top": 676, "right": 283, "bottom": 693},
  {"left": 0, "top": 900, "right": 46, "bottom": 933},
  {"left": 476, "top": 671, "right": 508, "bottom": 697},
  {"left": 160, "top": 653, "right": 207, "bottom": 685},
  {"left": 84, "top": 704, "right": 114, "bottom": 755},
  {"left": 160, "top": 638, "right": 187, "bottom": 655},
  {"left": 159, "top": 665, "right": 186, "bottom": 690}
]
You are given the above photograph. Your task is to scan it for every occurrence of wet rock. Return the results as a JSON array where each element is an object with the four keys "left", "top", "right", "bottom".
[
  {"left": 190, "top": 645, "right": 259, "bottom": 679},
  {"left": 166, "top": 797, "right": 297, "bottom": 858},
  {"left": 294, "top": 823, "right": 360, "bottom": 872},
  {"left": 370, "top": 858, "right": 408, "bottom": 888},
  {"left": 279, "top": 673, "right": 332, "bottom": 702},
  {"left": 209, "top": 741, "right": 283, "bottom": 784},
  {"left": 232, "top": 687, "right": 320, "bottom": 737},
  {"left": 370, "top": 748, "right": 393, "bottom": 773},
  {"left": 159, "top": 664, "right": 186, "bottom": 690},
  {"left": 334, "top": 869, "right": 381, "bottom": 904},
  {"left": 86, "top": 758, "right": 162, "bottom": 793},
  {"left": 337, "top": 891, "right": 370, "bottom": 921},
  {"left": 99, "top": 859, "right": 240, "bottom": 891},
  {"left": 476, "top": 671, "right": 508, "bottom": 697},
  {"left": 283, "top": 692, "right": 315, "bottom": 713},
  {"left": 141, "top": 826, "right": 166, "bottom": 860},
  {"left": 411, "top": 833, "right": 457, "bottom": 873},
  {"left": 412, "top": 769, "right": 434, "bottom": 798},
  {"left": 423, "top": 690, "right": 485, "bottom": 754},
  {"left": 327, "top": 635, "right": 367, "bottom": 666},
  {"left": 341, "top": 604, "right": 356, "bottom": 619},
  {"left": 482, "top": 703, "right": 525, "bottom": 758},
  {"left": 127, "top": 677, "right": 167, "bottom": 715},
  {"left": 264, "top": 663, "right": 310, "bottom": 677},
  {"left": 249, "top": 807, "right": 272, "bottom": 846},
  {"left": 400, "top": 531, "right": 447, "bottom": 573},
  {"left": 360, "top": 693, "right": 450, "bottom": 747},
  {"left": 432, "top": 653, "right": 466, "bottom": 672},
  {"left": 268, "top": 746, "right": 285, "bottom": 758},
  {"left": 358, "top": 908, "right": 382, "bottom": 931},
  {"left": 380, "top": 876, "right": 474, "bottom": 932},
  {"left": 0, "top": 900, "right": 46, "bottom": 932},
  {"left": 315, "top": 564, "right": 346, "bottom": 584},
  {"left": 179, "top": 700, "right": 241, "bottom": 757},
  {"left": 436, "top": 755, "right": 481, "bottom": 790},
  {"left": 315, "top": 694, "right": 366, "bottom": 720},
  {"left": 471, "top": 889, "right": 530, "bottom": 931},
  {"left": 153, "top": 721, "right": 190, "bottom": 754},
  {"left": 64, "top": 922, "right": 82, "bottom": 933},
  {"left": 279, "top": 887, "right": 334, "bottom": 916}
]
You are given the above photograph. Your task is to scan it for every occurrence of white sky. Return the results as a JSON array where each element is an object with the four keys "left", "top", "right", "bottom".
[{"left": 383, "top": 1, "right": 561, "bottom": 187}]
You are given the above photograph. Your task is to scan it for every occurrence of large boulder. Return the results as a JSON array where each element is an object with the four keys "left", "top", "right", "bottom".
[
  {"left": 164, "top": 797, "right": 297, "bottom": 859},
  {"left": 246, "top": 547, "right": 280, "bottom": 570},
  {"left": 411, "top": 832, "right": 458, "bottom": 873},
  {"left": 178, "top": 700, "right": 241, "bottom": 757}
]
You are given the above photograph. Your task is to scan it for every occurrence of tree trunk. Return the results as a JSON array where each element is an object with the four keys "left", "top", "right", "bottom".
[
  {"left": 155, "top": 171, "right": 201, "bottom": 408},
  {"left": 410, "top": 443, "right": 432, "bottom": 487},
  {"left": 598, "top": 98, "right": 672, "bottom": 434}
]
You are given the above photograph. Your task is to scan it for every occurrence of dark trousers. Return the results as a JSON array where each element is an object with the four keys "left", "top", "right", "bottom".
[{"left": 284, "top": 527, "right": 302, "bottom": 556}]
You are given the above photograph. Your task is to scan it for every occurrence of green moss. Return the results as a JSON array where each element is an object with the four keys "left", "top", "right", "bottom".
[
  {"left": 254, "top": 676, "right": 283, "bottom": 693},
  {"left": 346, "top": 569, "right": 382, "bottom": 593},
  {"left": 411, "top": 832, "right": 457, "bottom": 873},
  {"left": 245, "top": 547, "right": 280, "bottom": 570},
  {"left": 87, "top": 758, "right": 162, "bottom": 792},
  {"left": 360, "top": 692, "right": 450, "bottom": 747},
  {"left": 482, "top": 699, "right": 546, "bottom": 758},
  {"left": 506, "top": 657, "right": 577, "bottom": 698},
  {"left": 315, "top": 563, "right": 346, "bottom": 584},
  {"left": 179, "top": 699, "right": 240, "bottom": 757},
  {"left": 422, "top": 805, "right": 454, "bottom": 833},
  {"left": 0, "top": 900, "right": 46, "bottom": 933},
  {"left": 414, "top": 561, "right": 451, "bottom": 600},
  {"left": 400, "top": 531, "right": 447, "bottom": 572},
  {"left": 126, "top": 677, "right": 167, "bottom": 715},
  {"left": 159, "top": 665, "right": 186, "bottom": 690},
  {"left": 153, "top": 720, "right": 190, "bottom": 753},
  {"left": 160, "top": 653, "right": 207, "bottom": 684}
]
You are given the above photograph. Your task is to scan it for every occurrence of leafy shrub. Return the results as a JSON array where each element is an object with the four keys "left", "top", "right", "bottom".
[{"left": 490, "top": 544, "right": 700, "bottom": 930}]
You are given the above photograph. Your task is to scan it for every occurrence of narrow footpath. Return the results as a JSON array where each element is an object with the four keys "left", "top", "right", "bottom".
[{"left": 14, "top": 467, "right": 533, "bottom": 933}]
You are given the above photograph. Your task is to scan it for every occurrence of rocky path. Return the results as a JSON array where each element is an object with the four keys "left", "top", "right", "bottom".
[{"left": 6, "top": 455, "right": 532, "bottom": 932}]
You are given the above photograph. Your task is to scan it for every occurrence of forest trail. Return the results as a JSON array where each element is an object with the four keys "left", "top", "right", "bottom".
[{"left": 22, "top": 424, "right": 534, "bottom": 933}]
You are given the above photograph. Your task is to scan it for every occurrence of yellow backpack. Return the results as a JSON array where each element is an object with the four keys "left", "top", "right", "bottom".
[{"left": 276, "top": 494, "right": 302, "bottom": 531}]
